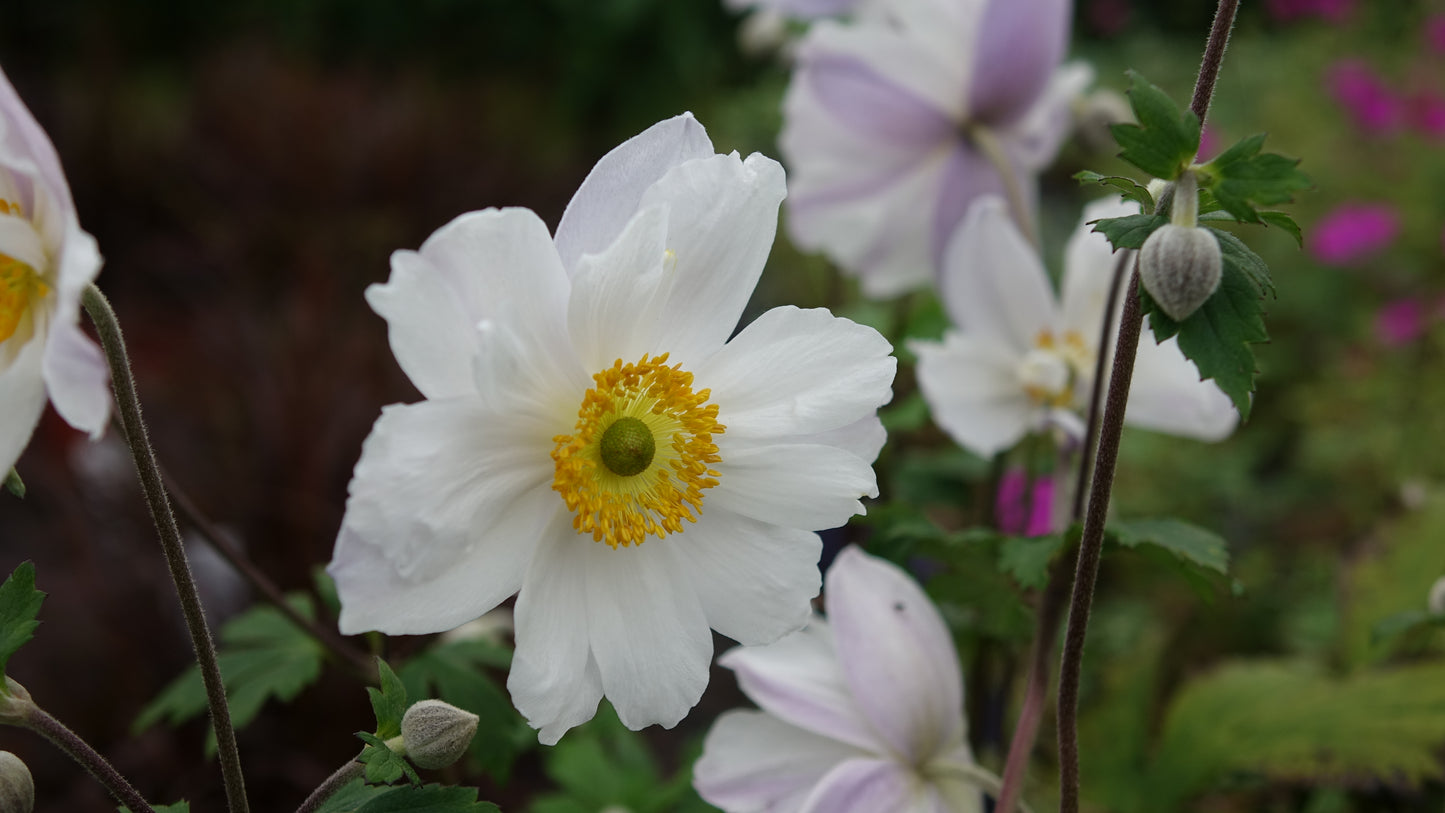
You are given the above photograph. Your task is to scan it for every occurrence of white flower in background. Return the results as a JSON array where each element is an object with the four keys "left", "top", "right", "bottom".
[
  {"left": 329, "top": 113, "right": 897, "bottom": 744},
  {"left": 724, "top": 0, "right": 865, "bottom": 21},
  {"left": 0, "top": 67, "right": 111, "bottom": 474},
  {"left": 911, "top": 196, "right": 1238, "bottom": 458},
  {"left": 695, "top": 546, "right": 983, "bottom": 813},
  {"left": 780, "top": 0, "right": 1091, "bottom": 298},
  {"left": 1429, "top": 576, "right": 1445, "bottom": 616}
]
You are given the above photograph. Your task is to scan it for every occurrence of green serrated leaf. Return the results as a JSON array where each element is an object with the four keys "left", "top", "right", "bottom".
[
  {"left": 1209, "top": 228, "right": 1275, "bottom": 297},
  {"left": 315, "top": 777, "right": 393, "bottom": 813},
  {"left": 1109, "top": 518, "right": 1230, "bottom": 576},
  {"left": 0, "top": 562, "right": 44, "bottom": 679},
  {"left": 369, "top": 659, "right": 408, "bottom": 740},
  {"left": 1075, "top": 171, "right": 1155, "bottom": 211},
  {"left": 1111, "top": 71, "right": 1200, "bottom": 180},
  {"left": 1257, "top": 211, "right": 1303, "bottom": 247},
  {"left": 399, "top": 639, "right": 527, "bottom": 782},
  {"left": 1091, "top": 213, "right": 1167, "bottom": 251},
  {"left": 999, "top": 535, "right": 1065, "bottom": 591},
  {"left": 357, "top": 731, "right": 420, "bottom": 786},
  {"left": 3, "top": 469, "right": 23, "bottom": 499},
  {"left": 1202, "top": 135, "right": 1310, "bottom": 224},
  {"left": 356, "top": 783, "right": 501, "bottom": 812}
]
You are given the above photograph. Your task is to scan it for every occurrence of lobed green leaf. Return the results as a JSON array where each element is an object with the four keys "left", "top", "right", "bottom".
[
  {"left": 0, "top": 562, "right": 44, "bottom": 679},
  {"left": 356, "top": 731, "right": 420, "bottom": 786},
  {"left": 1091, "top": 213, "right": 1167, "bottom": 251},
  {"left": 1110, "top": 71, "right": 1200, "bottom": 180},
  {"left": 1202, "top": 134, "right": 1310, "bottom": 224},
  {"left": 1074, "top": 171, "right": 1155, "bottom": 211},
  {"left": 355, "top": 784, "right": 501, "bottom": 813},
  {"left": 369, "top": 659, "right": 408, "bottom": 741},
  {"left": 998, "top": 534, "right": 1066, "bottom": 591},
  {"left": 1108, "top": 518, "right": 1230, "bottom": 577}
]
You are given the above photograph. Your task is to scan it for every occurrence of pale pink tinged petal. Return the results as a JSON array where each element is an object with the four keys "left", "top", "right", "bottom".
[
  {"left": 799, "top": 758, "right": 921, "bottom": 813},
  {"left": 673, "top": 509, "right": 821, "bottom": 645},
  {"left": 700, "top": 306, "right": 895, "bottom": 439},
  {"left": 0, "top": 68, "right": 75, "bottom": 219},
  {"left": 48, "top": 226, "right": 102, "bottom": 331},
  {"left": 638, "top": 152, "right": 786, "bottom": 368},
  {"left": 912, "top": 333, "right": 1033, "bottom": 458},
  {"left": 0, "top": 214, "right": 48, "bottom": 271},
  {"left": 584, "top": 541, "right": 713, "bottom": 732},
  {"left": 826, "top": 547, "right": 964, "bottom": 763},
  {"left": 554, "top": 113, "right": 714, "bottom": 275},
  {"left": 801, "top": 53, "right": 954, "bottom": 149},
  {"left": 721, "top": 621, "right": 880, "bottom": 751},
  {"left": 938, "top": 198, "right": 1056, "bottom": 354},
  {"left": 695, "top": 709, "right": 866, "bottom": 813},
  {"left": 1002, "top": 61, "right": 1094, "bottom": 170},
  {"left": 709, "top": 441, "right": 876, "bottom": 531},
  {"left": 798, "top": 20, "right": 965, "bottom": 120},
  {"left": 509, "top": 520, "right": 605, "bottom": 745},
  {"left": 927, "top": 145, "right": 1012, "bottom": 266},
  {"left": 1061, "top": 196, "right": 1137, "bottom": 339},
  {"left": 0, "top": 330, "right": 47, "bottom": 473},
  {"left": 40, "top": 319, "right": 109, "bottom": 438},
  {"left": 769, "top": 415, "right": 888, "bottom": 465},
  {"left": 966, "top": 0, "right": 1072, "bottom": 125},
  {"left": 566, "top": 204, "right": 670, "bottom": 373},
  {"left": 332, "top": 399, "right": 555, "bottom": 633},
  {"left": 1126, "top": 333, "right": 1238, "bottom": 441}
]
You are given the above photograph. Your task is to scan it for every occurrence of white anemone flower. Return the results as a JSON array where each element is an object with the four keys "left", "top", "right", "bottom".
[
  {"left": 695, "top": 546, "right": 984, "bottom": 813},
  {"left": 0, "top": 68, "right": 111, "bottom": 473},
  {"left": 780, "top": 0, "right": 1092, "bottom": 298},
  {"left": 328, "top": 113, "right": 897, "bottom": 744},
  {"left": 911, "top": 196, "right": 1238, "bottom": 459}
]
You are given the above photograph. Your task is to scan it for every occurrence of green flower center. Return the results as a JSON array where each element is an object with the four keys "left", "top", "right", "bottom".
[{"left": 599, "top": 416, "right": 656, "bottom": 477}]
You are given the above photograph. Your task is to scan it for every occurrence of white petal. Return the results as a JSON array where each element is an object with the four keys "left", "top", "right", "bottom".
[
  {"left": 1126, "top": 332, "right": 1238, "bottom": 441},
  {"left": 565, "top": 204, "right": 670, "bottom": 373},
  {"left": 775, "top": 415, "right": 887, "bottom": 464},
  {"left": 50, "top": 220, "right": 104, "bottom": 323},
  {"left": 797, "top": 16, "right": 970, "bottom": 119},
  {"left": 799, "top": 758, "right": 922, "bottom": 813},
  {"left": 0, "top": 215, "right": 47, "bottom": 272},
  {"left": 366, "top": 208, "right": 569, "bottom": 400},
  {"left": 938, "top": 197, "right": 1056, "bottom": 355},
  {"left": 721, "top": 621, "right": 881, "bottom": 752},
  {"left": 0, "top": 68, "right": 75, "bottom": 225},
  {"left": 911, "top": 332, "right": 1033, "bottom": 458},
  {"left": 673, "top": 508, "right": 821, "bottom": 645},
  {"left": 1000, "top": 61, "right": 1095, "bottom": 170},
  {"left": 41, "top": 318, "right": 109, "bottom": 439},
  {"left": 0, "top": 329, "right": 46, "bottom": 473},
  {"left": 638, "top": 152, "right": 787, "bottom": 368},
  {"left": 700, "top": 306, "right": 896, "bottom": 439},
  {"left": 554, "top": 113, "right": 714, "bottom": 275},
  {"left": 826, "top": 547, "right": 964, "bottom": 764},
  {"left": 1060, "top": 196, "right": 1137, "bottom": 339},
  {"left": 509, "top": 520, "right": 605, "bottom": 745},
  {"left": 695, "top": 709, "right": 866, "bottom": 813},
  {"left": 709, "top": 441, "right": 876, "bottom": 531},
  {"left": 584, "top": 540, "right": 714, "bottom": 732}
]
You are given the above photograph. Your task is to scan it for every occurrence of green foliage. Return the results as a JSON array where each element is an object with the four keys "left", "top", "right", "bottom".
[
  {"left": 998, "top": 534, "right": 1066, "bottom": 591},
  {"left": 399, "top": 638, "right": 529, "bottom": 782},
  {"left": 356, "top": 731, "right": 420, "bottom": 786},
  {"left": 369, "top": 659, "right": 408, "bottom": 740},
  {"left": 1342, "top": 496, "right": 1445, "bottom": 668},
  {"left": 0, "top": 562, "right": 44, "bottom": 680},
  {"left": 134, "top": 594, "right": 325, "bottom": 748},
  {"left": 1149, "top": 660, "right": 1445, "bottom": 801},
  {"left": 1371, "top": 610, "right": 1445, "bottom": 648},
  {"left": 1108, "top": 518, "right": 1229, "bottom": 577},
  {"left": 2, "top": 468, "right": 23, "bottom": 499},
  {"left": 316, "top": 778, "right": 393, "bottom": 813},
  {"left": 120, "top": 804, "right": 190, "bottom": 813},
  {"left": 1200, "top": 133, "right": 1311, "bottom": 227},
  {"left": 1074, "top": 170, "right": 1155, "bottom": 211},
  {"left": 1090, "top": 213, "right": 1167, "bottom": 250},
  {"left": 355, "top": 784, "right": 500, "bottom": 813},
  {"left": 1109, "top": 70, "right": 1200, "bottom": 181}
]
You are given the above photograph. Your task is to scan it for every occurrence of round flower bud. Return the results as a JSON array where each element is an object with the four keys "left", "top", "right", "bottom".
[
  {"left": 1429, "top": 576, "right": 1445, "bottom": 616},
  {"left": 401, "top": 700, "right": 479, "bottom": 770},
  {"left": 1139, "top": 224, "right": 1223, "bottom": 321},
  {"left": 0, "top": 751, "right": 33, "bottom": 813}
]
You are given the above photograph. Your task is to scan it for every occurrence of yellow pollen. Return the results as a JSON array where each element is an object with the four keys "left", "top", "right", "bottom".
[
  {"left": 0, "top": 198, "right": 20, "bottom": 217},
  {"left": 0, "top": 254, "right": 47, "bottom": 344},
  {"left": 551, "top": 352, "right": 724, "bottom": 549}
]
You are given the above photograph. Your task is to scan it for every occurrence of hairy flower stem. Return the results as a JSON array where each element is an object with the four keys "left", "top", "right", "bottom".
[
  {"left": 22, "top": 704, "right": 155, "bottom": 813},
  {"left": 994, "top": 250, "right": 1132, "bottom": 813},
  {"left": 81, "top": 285, "right": 250, "bottom": 813},
  {"left": 294, "top": 759, "right": 363, "bottom": 813},
  {"left": 968, "top": 125, "right": 1038, "bottom": 248},
  {"left": 1055, "top": 5, "right": 1239, "bottom": 810}
]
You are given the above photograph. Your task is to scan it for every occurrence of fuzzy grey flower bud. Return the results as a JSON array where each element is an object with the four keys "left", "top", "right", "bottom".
[
  {"left": 0, "top": 752, "right": 33, "bottom": 813},
  {"left": 1429, "top": 576, "right": 1445, "bottom": 616},
  {"left": 1140, "top": 224, "right": 1222, "bottom": 321},
  {"left": 401, "top": 700, "right": 479, "bottom": 770}
]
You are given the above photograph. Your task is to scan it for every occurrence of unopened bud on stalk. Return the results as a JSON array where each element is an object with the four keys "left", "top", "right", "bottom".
[
  {"left": 401, "top": 700, "right": 479, "bottom": 770},
  {"left": 0, "top": 679, "right": 35, "bottom": 727},
  {"left": 1429, "top": 576, "right": 1445, "bottom": 616},
  {"left": 1140, "top": 171, "right": 1221, "bottom": 321},
  {"left": 0, "top": 751, "right": 33, "bottom": 813}
]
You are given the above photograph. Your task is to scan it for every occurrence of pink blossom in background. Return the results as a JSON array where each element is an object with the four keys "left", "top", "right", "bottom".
[
  {"left": 1327, "top": 60, "right": 1403, "bottom": 134},
  {"left": 996, "top": 470, "right": 1054, "bottom": 536},
  {"left": 1308, "top": 203, "right": 1400, "bottom": 265},
  {"left": 1427, "top": 15, "right": 1445, "bottom": 55},
  {"left": 1409, "top": 90, "right": 1445, "bottom": 139},
  {"left": 1374, "top": 299, "right": 1426, "bottom": 347}
]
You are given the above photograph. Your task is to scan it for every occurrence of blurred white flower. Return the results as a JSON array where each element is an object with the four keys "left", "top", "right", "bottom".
[
  {"left": 780, "top": 0, "right": 1090, "bottom": 297},
  {"left": 1429, "top": 576, "right": 1445, "bottom": 616},
  {"left": 329, "top": 113, "right": 896, "bottom": 744},
  {"left": 911, "top": 196, "right": 1238, "bottom": 458},
  {"left": 0, "top": 67, "right": 111, "bottom": 474},
  {"left": 695, "top": 546, "right": 983, "bottom": 813}
]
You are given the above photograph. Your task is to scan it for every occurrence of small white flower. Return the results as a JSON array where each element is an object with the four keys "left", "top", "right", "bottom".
[
  {"left": 329, "top": 114, "right": 896, "bottom": 744},
  {"left": 911, "top": 196, "right": 1238, "bottom": 458},
  {"left": 0, "top": 67, "right": 111, "bottom": 473},
  {"left": 695, "top": 546, "right": 982, "bottom": 813}
]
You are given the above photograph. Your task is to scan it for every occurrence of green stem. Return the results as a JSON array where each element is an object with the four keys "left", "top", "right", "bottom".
[
  {"left": 294, "top": 759, "right": 363, "bottom": 813},
  {"left": 81, "top": 285, "right": 250, "bottom": 813},
  {"left": 22, "top": 703, "right": 154, "bottom": 813},
  {"left": 968, "top": 125, "right": 1038, "bottom": 247}
]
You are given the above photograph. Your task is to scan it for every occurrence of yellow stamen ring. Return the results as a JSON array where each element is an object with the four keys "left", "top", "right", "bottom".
[
  {"left": 0, "top": 254, "right": 47, "bottom": 345},
  {"left": 551, "top": 353, "right": 724, "bottom": 549}
]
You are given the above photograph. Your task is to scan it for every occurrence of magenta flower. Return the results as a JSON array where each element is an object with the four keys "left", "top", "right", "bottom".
[
  {"left": 1327, "top": 60, "right": 1403, "bottom": 134},
  {"left": 1409, "top": 90, "right": 1445, "bottom": 139},
  {"left": 1374, "top": 298, "right": 1426, "bottom": 347},
  {"left": 1308, "top": 202, "right": 1400, "bottom": 265},
  {"left": 780, "top": 0, "right": 1090, "bottom": 297},
  {"left": 996, "top": 469, "right": 1053, "bottom": 536},
  {"left": 1427, "top": 15, "right": 1445, "bottom": 55},
  {"left": 695, "top": 546, "right": 985, "bottom": 813}
]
